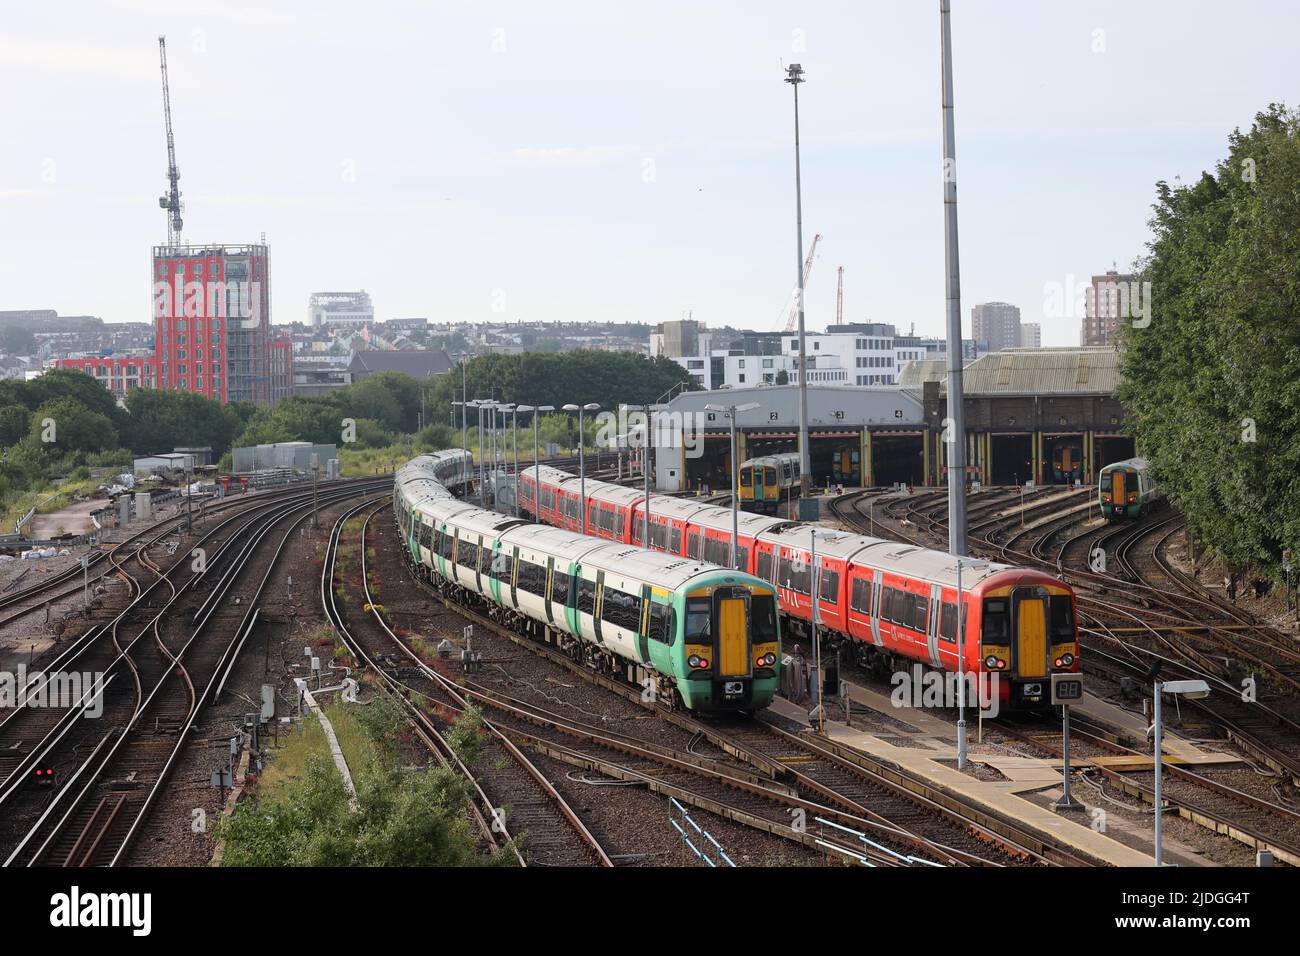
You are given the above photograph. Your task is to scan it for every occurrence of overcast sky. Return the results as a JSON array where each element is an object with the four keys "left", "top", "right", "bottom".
[{"left": 1, "top": 0, "right": 1296, "bottom": 344}]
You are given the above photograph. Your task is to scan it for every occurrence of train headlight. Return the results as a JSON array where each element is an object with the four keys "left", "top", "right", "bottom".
[
  {"left": 985, "top": 655, "right": 998, "bottom": 669},
  {"left": 688, "top": 655, "right": 701, "bottom": 668},
  {"left": 755, "top": 652, "right": 776, "bottom": 666},
  {"left": 1058, "top": 653, "right": 1074, "bottom": 667}
]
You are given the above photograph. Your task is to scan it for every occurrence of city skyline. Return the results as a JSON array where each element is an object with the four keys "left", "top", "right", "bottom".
[{"left": 2, "top": 1, "right": 1297, "bottom": 344}]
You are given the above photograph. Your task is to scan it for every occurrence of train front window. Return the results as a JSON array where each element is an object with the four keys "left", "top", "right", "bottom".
[
  {"left": 685, "top": 597, "right": 711, "bottom": 641},
  {"left": 1050, "top": 596, "right": 1076, "bottom": 641},
  {"left": 981, "top": 598, "right": 1011, "bottom": 645},
  {"left": 766, "top": 466, "right": 777, "bottom": 485},
  {"left": 1099, "top": 473, "right": 1112, "bottom": 490},
  {"left": 740, "top": 469, "right": 753, "bottom": 488},
  {"left": 752, "top": 595, "right": 777, "bottom": 644}
]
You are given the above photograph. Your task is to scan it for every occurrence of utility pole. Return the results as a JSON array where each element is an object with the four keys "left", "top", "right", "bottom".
[
  {"left": 311, "top": 453, "right": 320, "bottom": 529},
  {"left": 786, "top": 62, "right": 812, "bottom": 498},
  {"left": 940, "top": 0, "right": 969, "bottom": 556}
]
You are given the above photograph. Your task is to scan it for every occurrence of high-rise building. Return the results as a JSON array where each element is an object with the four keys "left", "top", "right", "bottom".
[
  {"left": 970, "top": 302, "right": 1022, "bottom": 353},
  {"left": 310, "top": 291, "right": 374, "bottom": 327},
  {"left": 1081, "top": 269, "right": 1133, "bottom": 346},
  {"left": 1019, "top": 322, "right": 1041, "bottom": 348},
  {"left": 269, "top": 339, "right": 295, "bottom": 405},
  {"left": 152, "top": 243, "right": 272, "bottom": 405}
]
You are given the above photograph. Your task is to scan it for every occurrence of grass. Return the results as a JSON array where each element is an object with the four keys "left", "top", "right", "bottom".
[
  {"left": 256, "top": 713, "right": 333, "bottom": 800},
  {"left": 0, "top": 474, "right": 111, "bottom": 534}
]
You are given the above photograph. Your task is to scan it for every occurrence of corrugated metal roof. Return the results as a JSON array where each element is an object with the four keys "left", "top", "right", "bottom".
[{"left": 896, "top": 348, "right": 1118, "bottom": 395}]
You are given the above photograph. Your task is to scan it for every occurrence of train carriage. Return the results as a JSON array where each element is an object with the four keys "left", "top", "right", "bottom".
[
  {"left": 681, "top": 508, "right": 795, "bottom": 575},
  {"left": 1099, "top": 456, "right": 1161, "bottom": 520},
  {"left": 739, "top": 452, "right": 802, "bottom": 513}
]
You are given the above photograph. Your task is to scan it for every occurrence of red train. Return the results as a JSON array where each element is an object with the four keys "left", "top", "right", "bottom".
[{"left": 520, "top": 464, "right": 1079, "bottom": 709}]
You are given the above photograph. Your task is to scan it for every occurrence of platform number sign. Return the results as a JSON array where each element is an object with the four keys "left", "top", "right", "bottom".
[{"left": 1050, "top": 673, "right": 1084, "bottom": 705}]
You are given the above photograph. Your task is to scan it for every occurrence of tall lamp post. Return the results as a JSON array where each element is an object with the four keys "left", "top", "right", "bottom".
[
  {"left": 562, "top": 403, "right": 601, "bottom": 534},
  {"left": 705, "top": 401, "right": 759, "bottom": 568},
  {"left": 785, "top": 62, "right": 812, "bottom": 499},
  {"left": 954, "top": 556, "right": 989, "bottom": 770},
  {"left": 498, "top": 403, "right": 516, "bottom": 516},
  {"left": 806, "top": 528, "right": 838, "bottom": 735},
  {"left": 1151, "top": 677, "right": 1210, "bottom": 866},
  {"left": 623, "top": 404, "right": 655, "bottom": 549}
]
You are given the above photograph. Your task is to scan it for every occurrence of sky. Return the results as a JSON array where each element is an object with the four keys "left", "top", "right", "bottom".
[{"left": 1, "top": 0, "right": 1297, "bottom": 346}]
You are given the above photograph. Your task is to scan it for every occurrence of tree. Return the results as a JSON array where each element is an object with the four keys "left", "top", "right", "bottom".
[
  {"left": 121, "top": 388, "right": 243, "bottom": 456},
  {"left": 1119, "top": 104, "right": 1300, "bottom": 577},
  {"left": 0, "top": 404, "right": 30, "bottom": 447},
  {"left": 28, "top": 397, "right": 117, "bottom": 454},
  {"left": 0, "top": 325, "right": 37, "bottom": 354}
]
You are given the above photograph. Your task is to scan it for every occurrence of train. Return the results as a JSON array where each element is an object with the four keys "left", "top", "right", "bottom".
[
  {"left": 520, "top": 462, "right": 1081, "bottom": 709},
  {"left": 1050, "top": 438, "right": 1084, "bottom": 484},
  {"left": 393, "top": 451, "right": 781, "bottom": 713},
  {"left": 738, "top": 452, "right": 802, "bottom": 513},
  {"left": 1098, "top": 456, "right": 1161, "bottom": 520}
]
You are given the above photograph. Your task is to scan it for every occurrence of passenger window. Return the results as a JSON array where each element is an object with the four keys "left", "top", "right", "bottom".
[{"left": 850, "top": 577, "right": 872, "bottom": 615}]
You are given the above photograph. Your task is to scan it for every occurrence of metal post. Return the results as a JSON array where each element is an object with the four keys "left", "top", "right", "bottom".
[
  {"left": 311, "top": 453, "right": 319, "bottom": 529},
  {"left": 811, "top": 530, "right": 823, "bottom": 735},
  {"left": 730, "top": 413, "right": 739, "bottom": 568},
  {"left": 939, "top": 0, "right": 968, "bottom": 556},
  {"left": 461, "top": 364, "right": 467, "bottom": 451},
  {"left": 579, "top": 412, "right": 586, "bottom": 535},
  {"left": 1153, "top": 681, "right": 1163, "bottom": 866},
  {"left": 786, "top": 63, "right": 811, "bottom": 497},
  {"left": 644, "top": 413, "right": 652, "bottom": 549},
  {"left": 478, "top": 404, "right": 486, "bottom": 507},
  {"left": 956, "top": 559, "right": 966, "bottom": 768},
  {"left": 512, "top": 407, "right": 519, "bottom": 516},
  {"left": 1054, "top": 703, "right": 1083, "bottom": 811}
]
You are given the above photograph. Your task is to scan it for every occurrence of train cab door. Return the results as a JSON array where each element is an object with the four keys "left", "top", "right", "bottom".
[
  {"left": 1012, "top": 587, "right": 1050, "bottom": 680},
  {"left": 714, "top": 588, "right": 751, "bottom": 679}
]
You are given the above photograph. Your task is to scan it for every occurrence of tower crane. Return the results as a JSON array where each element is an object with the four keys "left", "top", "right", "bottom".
[
  {"left": 782, "top": 232, "right": 821, "bottom": 333},
  {"left": 157, "top": 36, "right": 184, "bottom": 248}
]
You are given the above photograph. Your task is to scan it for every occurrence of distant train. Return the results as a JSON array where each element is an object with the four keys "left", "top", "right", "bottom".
[
  {"left": 393, "top": 451, "right": 780, "bottom": 713},
  {"left": 738, "top": 453, "right": 802, "bottom": 513},
  {"left": 1099, "top": 456, "right": 1162, "bottom": 520},
  {"left": 1050, "top": 439, "right": 1084, "bottom": 484},
  {"left": 520, "top": 462, "right": 1081, "bottom": 710}
]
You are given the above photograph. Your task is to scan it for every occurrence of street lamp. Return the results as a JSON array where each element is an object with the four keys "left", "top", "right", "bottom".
[
  {"left": 498, "top": 403, "right": 516, "bottom": 516},
  {"left": 806, "top": 527, "right": 838, "bottom": 735},
  {"left": 785, "top": 61, "right": 812, "bottom": 499},
  {"left": 954, "top": 556, "right": 990, "bottom": 770},
  {"left": 1152, "top": 677, "right": 1210, "bottom": 866},
  {"left": 705, "top": 401, "right": 759, "bottom": 569},
  {"left": 562, "top": 403, "right": 601, "bottom": 535}
]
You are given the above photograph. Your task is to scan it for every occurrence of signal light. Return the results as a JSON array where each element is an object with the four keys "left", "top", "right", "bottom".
[{"left": 35, "top": 767, "right": 56, "bottom": 787}]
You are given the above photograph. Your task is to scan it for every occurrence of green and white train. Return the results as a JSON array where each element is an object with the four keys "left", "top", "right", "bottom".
[
  {"left": 1098, "top": 456, "right": 1162, "bottom": 520},
  {"left": 393, "top": 451, "right": 781, "bottom": 713}
]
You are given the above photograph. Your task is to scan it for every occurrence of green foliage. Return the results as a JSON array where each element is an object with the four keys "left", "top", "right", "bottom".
[
  {"left": 121, "top": 387, "right": 245, "bottom": 456},
  {"left": 425, "top": 349, "right": 694, "bottom": 428},
  {"left": 28, "top": 397, "right": 117, "bottom": 453},
  {"left": 0, "top": 404, "right": 30, "bottom": 446},
  {"left": 1119, "top": 103, "right": 1300, "bottom": 576}
]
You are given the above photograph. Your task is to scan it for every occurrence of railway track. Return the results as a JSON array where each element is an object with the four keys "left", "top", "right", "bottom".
[
  {"left": 375, "top": 497, "right": 1116, "bottom": 866},
  {"left": 322, "top": 500, "right": 610, "bottom": 867},
  {"left": 0, "top": 478, "right": 390, "bottom": 867}
]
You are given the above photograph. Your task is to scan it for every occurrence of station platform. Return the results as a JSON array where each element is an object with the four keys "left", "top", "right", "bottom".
[{"left": 771, "top": 677, "right": 1230, "bottom": 867}]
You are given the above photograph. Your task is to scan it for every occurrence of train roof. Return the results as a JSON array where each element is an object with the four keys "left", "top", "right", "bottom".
[
  {"left": 499, "top": 523, "right": 610, "bottom": 562},
  {"left": 741, "top": 452, "right": 801, "bottom": 467},
  {"left": 683, "top": 505, "right": 795, "bottom": 537},
  {"left": 1100, "top": 457, "right": 1149, "bottom": 472},
  {"left": 441, "top": 506, "right": 528, "bottom": 536},
  {"left": 575, "top": 541, "right": 735, "bottom": 588},
  {"left": 586, "top": 482, "right": 648, "bottom": 508},
  {"left": 641, "top": 495, "right": 712, "bottom": 521},
  {"left": 521, "top": 464, "right": 574, "bottom": 486},
  {"left": 759, "top": 525, "right": 1015, "bottom": 589}
]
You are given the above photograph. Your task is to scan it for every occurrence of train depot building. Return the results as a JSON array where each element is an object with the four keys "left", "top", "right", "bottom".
[{"left": 650, "top": 347, "right": 1133, "bottom": 491}]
